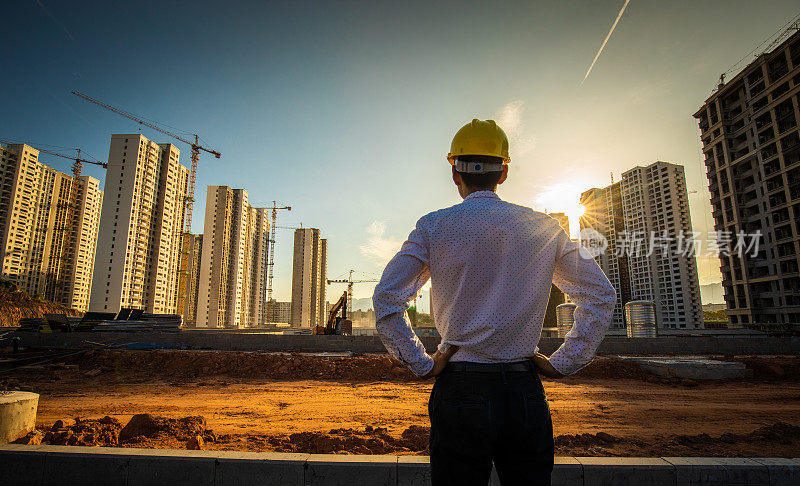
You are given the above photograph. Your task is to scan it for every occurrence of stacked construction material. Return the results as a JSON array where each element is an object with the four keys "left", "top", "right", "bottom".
[
  {"left": 75, "top": 312, "right": 116, "bottom": 332},
  {"left": 92, "top": 311, "right": 182, "bottom": 332},
  {"left": 17, "top": 318, "right": 49, "bottom": 332}
]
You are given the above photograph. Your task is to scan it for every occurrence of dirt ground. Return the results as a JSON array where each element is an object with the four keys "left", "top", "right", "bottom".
[{"left": 3, "top": 349, "right": 799, "bottom": 457}]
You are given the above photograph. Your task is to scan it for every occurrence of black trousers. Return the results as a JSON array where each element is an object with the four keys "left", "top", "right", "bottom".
[{"left": 428, "top": 364, "right": 554, "bottom": 486}]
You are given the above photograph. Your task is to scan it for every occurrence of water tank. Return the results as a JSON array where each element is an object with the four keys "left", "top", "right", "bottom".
[
  {"left": 625, "top": 300, "right": 657, "bottom": 338},
  {"left": 556, "top": 303, "right": 577, "bottom": 338}
]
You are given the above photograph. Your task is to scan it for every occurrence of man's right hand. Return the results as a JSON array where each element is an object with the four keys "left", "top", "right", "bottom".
[{"left": 422, "top": 345, "right": 460, "bottom": 379}]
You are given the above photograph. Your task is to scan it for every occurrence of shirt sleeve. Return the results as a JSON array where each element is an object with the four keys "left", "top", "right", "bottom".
[
  {"left": 548, "top": 231, "right": 616, "bottom": 375},
  {"left": 372, "top": 220, "right": 434, "bottom": 376}
]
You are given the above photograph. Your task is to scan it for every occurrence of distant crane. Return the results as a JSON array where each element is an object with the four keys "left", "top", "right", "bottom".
[
  {"left": 0, "top": 141, "right": 108, "bottom": 301},
  {"left": 264, "top": 202, "right": 291, "bottom": 325},
  {"left": 327, "top": 270, "right": 378, "bottom": 320},
  {"left": 71, "top": 91, "right": 221, "bottom": 313}
]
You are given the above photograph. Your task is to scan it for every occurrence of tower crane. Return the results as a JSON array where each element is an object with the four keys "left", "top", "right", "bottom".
[
  {"left": 264, "top": 202, "right": 291, "bottom": 325},
  {"left": 71, "top": 91, "right": 221, "bottom": 314},
  {"left": 1, "top": 141, "right": 109, "bottom": 302},
  {"left": 327, "top": 270, "right": 378, "bottom": 320},
  {"left": 0, "top": 142, "right": 109, "bottom": 178}
]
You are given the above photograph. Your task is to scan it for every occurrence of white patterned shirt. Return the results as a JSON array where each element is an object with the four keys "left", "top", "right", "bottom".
[{"left": 373, "top": 190, "right": 615, "bottom": 377}]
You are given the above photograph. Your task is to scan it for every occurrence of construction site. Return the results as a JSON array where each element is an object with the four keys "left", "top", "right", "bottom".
[{"left": 1, "top": 333, "right": 798, "bottom": 458}]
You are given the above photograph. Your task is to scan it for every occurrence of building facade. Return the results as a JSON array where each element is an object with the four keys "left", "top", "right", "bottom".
[
  {"left": 89, "top": 134, "right": 189, "bottom": 314},
  {"left": 580, "top": 162, "right": 703, "bottom": 330},
  {"left": 290, "top": 228, "right": 327, "bottom": 328},
  {"left": 267, "top": 299, "right": 292, "bottom": 324},
  {"left": 0, "top": 143, "right": 103, "bottom": 311},
  {"left": 694, "top": 30, "right": 800, "bottom": 331},
  {"left": 195, "top": 186, "right": 269, "bottom": 328},
  {"left": 580, "top": 183, "right": 631, "bottom": 329},
  {"left": 181, "top": 234, "right": 203, "bottom": 327}
]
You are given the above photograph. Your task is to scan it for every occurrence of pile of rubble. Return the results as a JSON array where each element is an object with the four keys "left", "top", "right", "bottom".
[
  {"left": 267, "top": 425, "right": 430, "bottom": 455},
  {"left": 13, "top": 414, "right": 216, "bottom": 450}
]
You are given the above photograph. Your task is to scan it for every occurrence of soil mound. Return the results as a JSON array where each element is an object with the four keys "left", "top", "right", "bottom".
[
  {"left": 32, "top": 414, "right": 215, "bottom": 449},
  {"left": 76, "top": 350, "right": 419, "bottom": 382},
  {"left": 571, "top": 357, "right": 654, "bottom": 381},
  {"left": 69, "top": 350, "right": 680, "bottom": 383},
  {"left": 118, "top": 414, "right": 209, "bottom": 443},
  {"left": 267, "top": 425, "right": 431, "bottom": 454},
  {"left": 723, "top": 356, "right": 800, "bottom": 381},
  {"left": 671, "top": 422, "right": 800, "bottom": 448},
  {"left": 41, "top": 416, "right": 122, "bottom": 446}
]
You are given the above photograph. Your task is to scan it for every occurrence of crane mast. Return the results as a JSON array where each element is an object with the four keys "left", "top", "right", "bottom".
[{"left": 265, "top": 202, "right": 291, "bottom": 325}]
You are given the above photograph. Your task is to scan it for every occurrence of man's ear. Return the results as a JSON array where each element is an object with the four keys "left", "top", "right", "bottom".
[
  {"left": 497, "top": 165, "right": 509, "bottom": 185},
  {"left": 452, "top": 166, "right": 462, "bottom": 186}
]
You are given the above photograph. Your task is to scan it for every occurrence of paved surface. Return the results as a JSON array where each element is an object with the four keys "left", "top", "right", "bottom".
[
  {"left": 621, "top": 356, "right": 754, "bottom": 379},
  {"left": 1, "top": 445, "right": 798, "bottom": 485}
]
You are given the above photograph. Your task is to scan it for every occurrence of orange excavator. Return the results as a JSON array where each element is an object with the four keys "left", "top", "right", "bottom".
[{"left": 314, "top": 291, "right": 352, "bottom": 335}]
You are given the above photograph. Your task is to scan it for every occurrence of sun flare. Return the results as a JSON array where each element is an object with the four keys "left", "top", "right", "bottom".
[{"left": 534, "top": 183, "right": 591, "bottom": 238}]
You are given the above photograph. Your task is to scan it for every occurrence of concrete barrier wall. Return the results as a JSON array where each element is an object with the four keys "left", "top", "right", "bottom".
[
  {"left": 0, "top": 445, "right": 797, "bottom": 486},
  {"left": 10, "top": 331, "right": 800, "bottom": 356}
]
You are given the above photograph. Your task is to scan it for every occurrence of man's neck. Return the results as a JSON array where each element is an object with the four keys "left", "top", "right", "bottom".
[{"left": 460, "top": 186, "right": 496, "bottom": 199}]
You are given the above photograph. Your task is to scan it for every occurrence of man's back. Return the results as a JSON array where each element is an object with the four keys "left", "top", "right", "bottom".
[
  {"left": 373, "top": 190, "right": 614, "bottom": 376},
  {"left": 422, "top": 190, "right": 564, "bottom": 363}
]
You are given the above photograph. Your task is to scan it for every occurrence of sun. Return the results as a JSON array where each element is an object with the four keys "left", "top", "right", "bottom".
[{"left": 534, "top": 183, "right": 590, "bottom": 237}]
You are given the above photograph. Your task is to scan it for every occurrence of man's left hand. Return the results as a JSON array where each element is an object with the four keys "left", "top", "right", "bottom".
[
  {"left": 422, "top": 345, "right": 460, "bottom": 379},
  {"left": 531, "top": 352, "right": 565, "bottom": 378}
]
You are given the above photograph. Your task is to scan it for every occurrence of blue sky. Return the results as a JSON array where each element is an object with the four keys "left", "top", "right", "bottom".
[{"left": 2, "top": 1, "right": 798, "bottom": 304}]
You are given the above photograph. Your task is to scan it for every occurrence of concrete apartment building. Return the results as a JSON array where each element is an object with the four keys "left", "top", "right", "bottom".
[
  {"left": 580, "top": 183, "right": 631, "bottom": 329},
  {"left": 0, "top": 143, "right": 103, "bottom": 311},
  {"left": 195, "top": 187, "right": 269, "bottom": 329},
  {"left": 694, "top": 29, "right": 800, "bottom": 331},
  {"left": 580, "top": 162, "right": 703, "bottom": 330},
  {"left": 181, "top": 234, "right": 203, "bottom": 327},
  {"left": 290, "top": 228, "right": 327, "bottom": 328},
  {"left": 267, "top": 299, "right": 291, "bottom": 324},
  {"left": 89, "top": 134, "right": 189, "bottom": 314}
]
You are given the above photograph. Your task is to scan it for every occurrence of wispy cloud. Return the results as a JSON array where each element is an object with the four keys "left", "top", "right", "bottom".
[
  {"left": 580, "top": 0, "right": 631, "bottom": 86},
  {"left": 628, "top": 78, "right": 673, "bottom": 105},
  {"left": 360, "top": 221, "right": 402, "bottom": 266},
  {"left": 493, "top": 100, "right": 536, "bottom": 156}
]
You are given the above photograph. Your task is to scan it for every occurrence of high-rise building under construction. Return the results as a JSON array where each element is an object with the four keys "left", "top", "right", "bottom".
[
  {"left": 581, "top": 161, "right": 702, "bottom": 330},
  {"left": 694, "top": 29, "right": 800, "bottom": 331},
  {"left": 0, "top": 143, "right": 103, "bottom": 311},
  {"left": 181, "top": 234, "right": 203, "bottom": 327},
  {"left": 290, "top": 228, "right": 326, "bottom": 328},
  {"left": 580, "top": 183, "right": 631, "bottom": 329},
  {"left": 89, "top": 134, "right": 189, "bottom": 314},
  {"left": 194, "top": 186, "right": 269, "bottom": 328}
]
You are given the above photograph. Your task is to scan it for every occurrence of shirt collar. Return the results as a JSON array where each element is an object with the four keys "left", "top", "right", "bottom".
[{"left": 463, "top": 190, "right": 500, "bottom": 202}]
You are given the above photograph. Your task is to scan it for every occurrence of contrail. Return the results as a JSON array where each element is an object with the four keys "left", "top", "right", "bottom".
[
  {"left": 580, "top": 0, "right": 631, "bottom": 86},
  {"left": 34, "top": 0, "right": 74, "bottom": 41}
]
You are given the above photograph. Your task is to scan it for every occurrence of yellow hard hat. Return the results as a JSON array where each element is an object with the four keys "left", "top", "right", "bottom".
[{"left": 447, "top": 119, "right": 510, "bottom": 165}]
